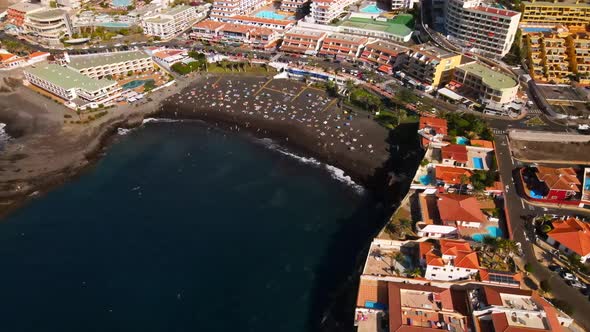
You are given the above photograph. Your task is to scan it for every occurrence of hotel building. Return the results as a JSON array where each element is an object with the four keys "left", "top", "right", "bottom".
[
  {"left": 24, "top": 63, "right": 121, "bottom": 107},
  {"left": 453, "top": 62, "right": 518, "bottom": 106},
  {"left": 216, "top": 15, "right": 295, "bottom": 30},
  {"left": 520, "top": 0, "right": 590, "bottom": 29},
  {"left": 142, "top": 4, "right": 210, "bottom": 40},
  {"left": 309, "top": 0, "right": 356, "bottom": 25},
  {"left": 210, "top": 0, "right": 267, "bottom": 20},
  {"left": 7, "top": 2, "right": 42, "bottom": 27},
  {"left": 24, "top": 8, "right": 73, "bottom": 46},
  {"left": 280, "top": 27, "right": 326, "bottom": 55},
  {"left": 65, "top": 51, "right": 154, "bottom": 79},
  {"left": 399, "top": 44, "right": 462, "bottom": 89},
  {"left": 444, "top": 0, "right": 521, "bottom": 58},
  {"left": 318, "top": 33, "right": 368, "bottom": 60},
  {"left": 191, "top": 20, "right": 281, "bottom": 48}
]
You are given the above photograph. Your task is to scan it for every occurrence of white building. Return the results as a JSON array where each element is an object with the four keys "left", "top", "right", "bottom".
[
  {"left": 57, "top": 0, "right": 81, "bottom": 9},
  {"left": 420, "top": 239, "right": 480, "bottom": 281},
  {"left": 416, "top": 224, "right": 458, "bottom": 238},
  {"left": 65, "top": 50, "right": 154, "bottom": 79},
  {"left": 308, "top": 0, "right": 356, "bottom": 25},
  {"left": 24, "top": 63, "right": 121, "bottom": 107},
  {"left": 453, "top": 62, "right": 519, "bottom": 107},
  {"left": 210, "top": 0, "right": 267, "bottom": 20},
  {"left": 142, "top": 4, "right": 210, "bottom": 40},
  {"left": 24, "top": 8, "right": 73, "bottom": 46},
  {"left": 444, "top": 0, "right": 521, "bottom": 58}
]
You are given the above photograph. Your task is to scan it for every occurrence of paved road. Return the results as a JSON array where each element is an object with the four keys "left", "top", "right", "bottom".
[{"left": 494, "top": 133, "right": 590, "bottom": 330}]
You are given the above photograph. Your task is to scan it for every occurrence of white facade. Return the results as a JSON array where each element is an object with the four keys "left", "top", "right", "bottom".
[
  {"left": 142, "top": 4, "right": 210, "bottom": 40},
  {"left": 444, "top": 0, "right": 521, "bottom": 58},
  {"left": 66, "top": 51, "right": 154, "bottom": 79},
  {"left": 308, "top": 0, "right": 356, "bottom": 25},
  {"left": 24, "top": 9, "right": 73, "bottom": 45},
  {"left": 391, "top": 0, "right": 417, "bottom": 11},
  {"left": 210, "top": 0, "right": 267, "bottom": 20},
  {"left": 424, "top": 264, "right": 478, "bottom": 281}
]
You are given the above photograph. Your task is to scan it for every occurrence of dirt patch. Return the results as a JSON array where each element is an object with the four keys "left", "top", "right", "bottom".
[{"left": 510, "top": 139, "right": 590, "bottom": 164}]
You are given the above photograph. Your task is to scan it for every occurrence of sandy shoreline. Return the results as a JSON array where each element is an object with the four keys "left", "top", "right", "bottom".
[{"left": 0, "top": 71, "right": 419, "bottom": 218}]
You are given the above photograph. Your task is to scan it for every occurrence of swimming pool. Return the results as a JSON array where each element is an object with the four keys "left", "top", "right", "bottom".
[
  {"left": 99, "top": 22, "right": 131, "bottom": 28},
  {"left": 360, "top": 4, "right": 383, "bottom": 14},
  {"left": 522, "top": 27, "right": 552, "bottom": 33},
  {"left": 472, "top": 226, "right": 503, "bottom": 242},
  {"left": 529, "top": 189, "right": 543, "bottom": 199},
  {"left": 111, "top": 0, "right": 131, "bottom": 7},
  {"left": 254, "top": 10, "right": 285, "bottom": 20},
  {"left": 122, "top": 79, "right": 154, "bottom": 90},
  {"left": 473, "top": 157, "right": 484, "bottom": 170},
  {"left": 456, "top": 137, "right": 469, "bottom": 145},
  {"left": 419, "top": 174, "right": 432, "bottom": 185}
]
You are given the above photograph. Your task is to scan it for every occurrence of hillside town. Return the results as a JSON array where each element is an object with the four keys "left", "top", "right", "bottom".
[{"left": 0, "top": 0, "right": 590, "bottom": 330}]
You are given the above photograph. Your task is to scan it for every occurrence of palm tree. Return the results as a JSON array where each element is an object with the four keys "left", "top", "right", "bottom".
[
  {"left": 481, "top": 235, "right": 498, "bottom": 258},
  {"left": 405, "top": 267, "right": 423, "bottom": 278}
]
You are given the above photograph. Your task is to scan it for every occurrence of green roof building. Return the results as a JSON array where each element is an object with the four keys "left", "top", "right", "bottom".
[
  {"left": 66, "top": 50, "right": 153, "bottom": 79},
  {"left": 334, "top": 14, "right": 414, "bottom": 43},
  {"left": 454, "top": 62, "right": 519, "bottom": 106}
]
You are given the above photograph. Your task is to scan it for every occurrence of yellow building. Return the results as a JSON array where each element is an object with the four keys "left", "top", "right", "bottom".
[
  {"left": 400, "top": 45, "right": 462, "bottom": 89},
  {"left": 523, "top": 27, "right": 590, "bottom": 84},
  {"left": 521, "top": 0, "right": 590, "bottom": 29},
  {"left": 567, "top": 32, "right": 590, "bottom": 85}
]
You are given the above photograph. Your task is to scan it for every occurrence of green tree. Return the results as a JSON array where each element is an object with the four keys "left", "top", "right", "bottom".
[{"left": 396, "top": 88, "right": 418, "bottom": 104}]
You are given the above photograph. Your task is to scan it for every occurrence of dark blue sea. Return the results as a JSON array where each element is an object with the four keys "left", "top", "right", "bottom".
[{"left": 0, "top": 121, "right": 381, "bottom": 332}]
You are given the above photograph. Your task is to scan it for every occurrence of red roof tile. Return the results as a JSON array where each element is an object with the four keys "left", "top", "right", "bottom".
[
  {"left": 548, "top": 217, "right": 590, "bottom": 257},
  {"left": 436, "top": 194, "right": 487, "bottom": 224},
  {"left": 535, "top": 166, "right": 581, "bottom": 192},
  {"left": 435, "top": 166, "right": 473, "bottom": 185},
  {"left": 442, "top": 144, "right": 468, "bottom": 163}
]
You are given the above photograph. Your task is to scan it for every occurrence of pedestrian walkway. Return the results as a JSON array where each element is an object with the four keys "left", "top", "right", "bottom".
[
  {"left": 527, "top": 109, "right": 542, "bottom": 115},
  {"left": 492, "top": 128, "right": 506, "bottom": 135}
]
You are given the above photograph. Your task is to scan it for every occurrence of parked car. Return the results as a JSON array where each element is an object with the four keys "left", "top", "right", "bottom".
[
  {"left": 567, "top": 280, "right": 586, "bottom": 289},
  {"left": 560, "top": 270, "right": 578, "bottom": 281},
  {"left": 548, "top": 264, "right": 562, "bottom": 273}
]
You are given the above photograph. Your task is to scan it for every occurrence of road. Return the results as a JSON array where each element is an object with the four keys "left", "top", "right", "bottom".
[{"left": 494, "top": 132, "right": 590, "bottom": 330}]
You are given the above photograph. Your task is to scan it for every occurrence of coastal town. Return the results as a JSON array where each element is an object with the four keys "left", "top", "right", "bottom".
[{"left": 0, "top": 0, "right": 589, "bottom": 330}]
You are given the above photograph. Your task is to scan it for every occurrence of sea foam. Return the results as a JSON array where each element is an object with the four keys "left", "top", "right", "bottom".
[
  {"left": 142, "top": 118, "right": 181, "bottom": 125},
  {"left": 261, "top": 138, "right": 364, "bottom": 193},
  {"left": 0, "top": 123, "right": 11, "bottom": 149}
]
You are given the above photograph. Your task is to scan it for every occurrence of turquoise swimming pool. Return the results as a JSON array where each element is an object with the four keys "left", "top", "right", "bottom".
[
  {"left": 99, "top": 22, "right": 131, "bottom": 28},
  {"left": 255, "top": 10, "right": 285, "bottom": 20},
  {"left": 473, "top": 157, "right": 484, "bottom": 170},
  {"left": 122, "top": 79, "right": 154, "bottom": 90},
  {"left": 419, "top": 174, "right": 432, "bottom": 185},
  {"left": 360, "top": 4, "right": 383, "bottom": 14},
  {"left": 111, "top": 0, "right": 131, "bottom": 7},
  {"left": 456, "top": 136, "right": 469, "bottom": 145},
  {"left": 472, "top": 226, "right": 503, "bottom": 242}
]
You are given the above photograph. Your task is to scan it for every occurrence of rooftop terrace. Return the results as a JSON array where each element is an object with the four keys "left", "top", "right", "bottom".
[
  {"left": 26, "top": 63, "right": 115, "bottom": 91},
  {"left": 457, "top": 63, "right": 518, "bottom": 90},
  {"left": 27, "top": 8, "right": 67, "bottom": 20},
  {"left": 67, "top": 51, "right": 150, "bottom": 70},
  {"left": 336, "top": 14, "right": 414, "bottom": 37}
]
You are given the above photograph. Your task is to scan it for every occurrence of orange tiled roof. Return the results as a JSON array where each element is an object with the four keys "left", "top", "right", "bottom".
[
  {"left": 535, "top": 166, "right": 581, "bottom": 192},
  {"left": 548, "top": 217, "right": 590, "bottom": 257},
  {"left": 436, "top": 193, "right": 487, "bottom": 224},
  {"left": 470, "top": 139, "right": 494, "bottom": 149},
  {"left": 356, "top": 278, "right": 388, "bottom": 307},
  {"left": 440, "top": 239, "right": 480, "bottom": 269},
  {"left": 0, "top": 53, "right": 17, "bottom": 62},
  {"left": 419, "top": 117, "right": 448, "bottom": 135},
  {"left": 153, "top": 49, "right": 184, "bottom": 59},
  {"left": 193, "top": 19, "right": 225, "bottom": 30},
  {"left": 419, "top": 241, "right": 444, "bottom": 266},
  {"left": 435, "top": 166, "right": 473, "bottom": 185},
  {"left": 27, "top": 51, "right": 49, "bottom": 58},
  {"left": 442, "top": 144, "right": 468, "bottom": 163}
]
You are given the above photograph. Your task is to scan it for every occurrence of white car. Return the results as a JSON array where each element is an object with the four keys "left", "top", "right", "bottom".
[
  {"left": 568, "top": 280, "right": 586, "bottom": 289},
  {"left": 561, "top": 272, "right": 578, "bottom": 281}
]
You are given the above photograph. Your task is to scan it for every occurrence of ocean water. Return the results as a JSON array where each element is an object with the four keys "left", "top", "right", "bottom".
[{"left": 0, "top": 121, "right": 380, "bottom": 332}]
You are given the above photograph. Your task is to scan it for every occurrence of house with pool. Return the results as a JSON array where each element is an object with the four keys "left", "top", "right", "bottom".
[{"left": 521, "top": 166, "right": 581, "bottom": 202}]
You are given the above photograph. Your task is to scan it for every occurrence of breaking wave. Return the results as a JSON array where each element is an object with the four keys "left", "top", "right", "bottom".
[
  {"left": 260, "top": 138, "right": 364, "bottom": 193},
  {"left": 142, "top": 118, "right": 182, "bottom": 125},
  {"left": 0, "top": 123, "right": 11, "bottom": 149}
]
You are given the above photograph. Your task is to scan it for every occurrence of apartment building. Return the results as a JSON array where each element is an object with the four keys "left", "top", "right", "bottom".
[
  {"left": 217, "top": 15, "right": 295, "bottom": 30},
  {"left": 142, "top": 4, "right": 210, "bottom": 40},
  {"left": 359, "top": 40, "right": 407, "bottom": 70},
  {"left": 210, "top": 0, "right": 267, "bottom": 20},
  {"left": 525, "top": 30, "right": 572, "bottom": 84},
  {"left": 335, "top": 14, "right": 414, "bottom": 43},
  {"left": 7, "top": 2, "right": 42, "bottom": 27},
  {"left": 66, "top": 51, "right": 154, "bottom": 79},
  {"left": 24, "top": 63, "right": 121, "bottom": 107},
  {"left": 280, "top": 27, "right": 326, "bottom": 55},
  {"left": 521, "top": 0, "right": 590, "bottom": 29},
  {"left": 24, "top": 8, "right": 73, "bottom": 46},
  {"left": 568, "top": 32, "right": 590, "bottom": 85},
  {"left": 280, "top": 0, "right": 310, "bottom": 14},
  {"left": 444, "top": 0, "right": 521, "bottom": 58},
  {"left": 191, "top": 20, "right": 281, "bottom": 48},
  {"left": 309, "top": 0, "right": 356, "bottom": 25},
  {"left": 453, "top": 62, "right": 518, "bottom": 106},
  {"left": 399, "top": 44, "right": 462, "bottom": 89},
  {"left": 318, "top": 33, "right": 368, "bottom": 60}
]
